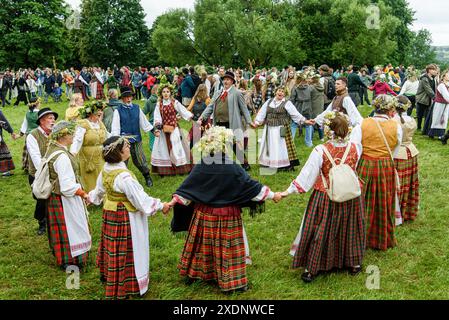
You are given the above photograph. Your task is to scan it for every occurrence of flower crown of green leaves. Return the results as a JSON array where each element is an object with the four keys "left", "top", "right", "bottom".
[
  {"left": 372, "top": 95, "right": 399, "bottom": 112},
  {"left": 50, "top": 121, "right": 76, "bottom": 141},
  {"left": 79, "top": 100, "right": 107, "bottom": 119},
  {"left": 323, "top": 111, "right": 352, "bottom": 142},
  {"left": 195, "top": 126, "right": 234, "bottom": 155},
  {"left": 157, "top": 75, "right": 175, "bottom": 97}
]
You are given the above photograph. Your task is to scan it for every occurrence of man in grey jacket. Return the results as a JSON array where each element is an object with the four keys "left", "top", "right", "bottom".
[
  {"left": 198, "top": 71, "right": 256, "bottom": 170},
  {"left": 416, "top": 64, "right": 438, "bottom": 132}
]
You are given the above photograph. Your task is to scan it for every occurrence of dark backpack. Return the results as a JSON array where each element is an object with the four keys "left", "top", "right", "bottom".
[{"left": 324, "top": 77, "right": 336, "bottom": 100}]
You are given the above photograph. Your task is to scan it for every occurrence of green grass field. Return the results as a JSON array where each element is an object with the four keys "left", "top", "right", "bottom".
[{"left": 1, "top": 95, "right": 449, "bottom": 300}]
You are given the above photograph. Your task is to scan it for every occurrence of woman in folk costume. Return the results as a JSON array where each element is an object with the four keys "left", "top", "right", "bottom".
[
  {"left": 280, "top": 112, "right": 365, "bottom": 283},
  {"left": 187, "top": 83, "right": 211, "bottom": 149},
  {"left": 90, "top": 68, "right": 105, "bottom": 100},
  {"left": 314, "top": 77, "right": 364, "bottom": 128},
  {"left": 255, "top": 85, "right": 309, "bottom": 170},
  {"left": 65, "top": 93, "right": 84, "bottom": 122},
  {"left": 74, "top": 70, "right": 89, "bottom": 102},
  {"left": 350, "top": 95, "right": 403, "bottom": 250},
  {"left": 429, "top": 69, "right": 449, "bottom": 139},
  {"left": 166, "top": 127, "right": 282, "bottom": 293},
  {"left": 18, "top": 97, "right": 40, "bottom": 173},
  {"left": 88, "top": 136, "right": 170, "bottom": 299},
  {"left": 394, "top": 96, "right": 420, "bottom": 222},
  {"left": 151, "top": 80, "right": 194, "bottom": 176},
  {"left": 46, "top": 121, "right": 92, "bottom": 270},
  {"left": 0, "top": 110, "right": 16, "bottom": 177},
  {"left": 70, "top": 101, "right": 109, "bottom": 192}
]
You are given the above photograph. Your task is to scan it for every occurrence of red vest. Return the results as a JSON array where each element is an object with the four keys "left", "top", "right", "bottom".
[{"left": 434, "top": 84, "right": 449, "bottom": 104}]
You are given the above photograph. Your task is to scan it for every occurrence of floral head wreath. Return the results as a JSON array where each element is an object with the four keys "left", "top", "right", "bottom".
[
  {"left": 50, "top": 121, "right": 76, "bottom": 141},
  {"left": 103, "top": 136, "right": 133, "bottom": 157},
  {"left": 396, "top": 96, "right": 412, "bottom": 111},
  {"left": 79, "top": 100, "right": 106, "bottom": 119},
  {"left": 372, "top": 94, "right": 398, "bottom": 112},
  {"left": 157, "top": 75, "right": 175, "bottom": 97},
  {"left": 195, "top": 126, "right": 234, "bottom": 156},
  {"left": 28, "top": 97, "right": 41, "bottom": 108},
  {"left": 323, "top": 111, "right": 352, "bottom": 142}
]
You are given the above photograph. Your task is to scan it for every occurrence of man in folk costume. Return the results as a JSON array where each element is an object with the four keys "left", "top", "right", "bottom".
[
  {"left": 350, "top": 95, "right": 403, "bottom": 250},
  {"left": 111, "top": 86, "right": 153, "bottom": 187},
  {"left": 151, "top": 79, "right": 194, "bottom": 176},
  {"left": 197, "top": 71, "right": 256, "bottom": 171},
  {"left": 46, "top": 121, "right": 91, "bottom": 270},
  {"left": 18, "top": 97, "right": 41, "bottom": 173},
  {"left": 26, "top": 107, "right": 58, "bottom": 235},
  {"left": 88, "top": 136, "right": 170, "bottom": 299},
  {"left": 313, "top": 77, "right": 363, "bottom": 128},
  {"left": 166, "top": 127, "right": 282, "bottom": 293}
]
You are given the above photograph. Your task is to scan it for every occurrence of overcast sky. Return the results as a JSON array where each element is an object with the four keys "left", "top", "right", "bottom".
[{"left": 67, "top": 0, "right": 449, "bottom": 46}]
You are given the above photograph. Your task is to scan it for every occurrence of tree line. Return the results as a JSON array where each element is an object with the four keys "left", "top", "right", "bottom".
[{"left": 0, "top": 0, "right": 439, "bottom": 70}]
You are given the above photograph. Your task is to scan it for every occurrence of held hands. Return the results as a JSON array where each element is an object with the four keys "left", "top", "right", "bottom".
[
  {"left": 162, "top": 202, "right": 171, "bottom": 215},
  {"left": 272, "top": 191, "right": 290, "bottom": 203},
  {"left": 154, "top": 130, "right": 160, "bottom": 137},
  {"left": 305, "top": 119, "right": 316, "bottom": 126}
]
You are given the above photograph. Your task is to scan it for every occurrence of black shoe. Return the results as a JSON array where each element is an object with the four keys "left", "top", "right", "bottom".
[
  {"left": 348, "top": 266, "right": 362, "bottom": 276},
  {"left": 242, "top": 164, "right": 251, "bottom": 171},
  {"left": 301, "top": 272, "right": 316, "bottom": 283},
  {"left": 37, "top": 225, "right": 46, "bottom": 236},
  {"left": 145, "top": 175, "right": 153, "bottom": 187},
  {"left": 441, "top": 134, "right": 449, "bottom": 145},
  {"left": 100, "top": 275, "right": 106, "bottom": 283}
]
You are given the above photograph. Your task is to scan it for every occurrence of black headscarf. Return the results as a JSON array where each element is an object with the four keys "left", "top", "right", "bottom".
[{"left": 171, "top": 154, "right": 265, "bottom": 232}]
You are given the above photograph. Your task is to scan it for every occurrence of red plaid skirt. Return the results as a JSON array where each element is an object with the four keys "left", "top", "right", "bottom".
[
  {"left": 357, "top": 156, "right": 397, "bottom": 250},
  {"left": 97, "top": 204, "right": 140, "bottom": 299},
  {"left": 0, "top": 141, "right": 15, "bottom": 173},
  {"left": 152, "top": 132, "right": 192, "bottom": 176},
  {"left": 96, "top": 83, "right": 105, "bottom": 100},
  {"left": 47, "top": 194, "right": 89, "bottom": 267},
  {"left": 395, "top": 151, "right": 419, "bottom": 221},
  {"left": 178, "top": 204, "right": 247, "bottom": 292},
  {"left": 292, "top": 190, "right": 365, "bottom": 275}
]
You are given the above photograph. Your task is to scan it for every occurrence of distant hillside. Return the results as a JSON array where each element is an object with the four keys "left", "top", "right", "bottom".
[{"left": 434, "top": 46, "right": 449, "bottom": 63}]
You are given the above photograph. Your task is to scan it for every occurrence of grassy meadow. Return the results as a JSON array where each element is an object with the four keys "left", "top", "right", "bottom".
[{"left": 1, "top": 94, "right": 449, "bottom": 300}]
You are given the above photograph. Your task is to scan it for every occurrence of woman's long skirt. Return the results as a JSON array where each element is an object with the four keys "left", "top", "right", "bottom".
[
  {"left": 178, "top": 204, "right": 247, "bottom": 292},
  {"left": 395, "top": 151, "right": 419, "bottom": 221},
  {"left": 47, "top": 194, "right": 89, "bottom": 267},
  {"left": 357, "top": 156, "right": 397, "bottom": 250},
  {"left": 97, "top": 204, "right": 140, "bottom": 299},
  {"left": 292, "top": 190, "right": 365, "bottom": 275},
  {"left": 0, "top": 140, "right": 15, "bottom": 173}
]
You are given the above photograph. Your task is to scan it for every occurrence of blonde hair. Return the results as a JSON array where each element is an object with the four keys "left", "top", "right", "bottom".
[
  {"left": 192, "top": 84, "right": 209, "bottom": 102},
  {"left": 69, "top": 93, "right": 83, "bottom": 108}
]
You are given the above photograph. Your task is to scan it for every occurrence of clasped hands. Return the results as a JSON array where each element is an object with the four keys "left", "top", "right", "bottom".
[{"left": 272, "top": 191, "right": 290, "bottom": 203}]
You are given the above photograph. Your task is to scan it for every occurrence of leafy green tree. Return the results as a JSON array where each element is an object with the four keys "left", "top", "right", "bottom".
[
  {"left": 0, "top": 0, "right": 69, "bottom": 68},
  {"left": 406, "top": 29, "right": 437, "bottom": 69},
  {"left": 79, "top": 0, "right": 149, "bottom": 67}
]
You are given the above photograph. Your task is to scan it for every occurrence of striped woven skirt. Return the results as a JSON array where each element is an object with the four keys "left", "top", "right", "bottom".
[
  {"left": 47, "top": 194, "right": 89, "bottom": 267},
  {"left": 395, "top": 150, "right": 419, "bottom": 221},
  {"left": 357, "top": 156, "right": 397, "bottom": 250},
  {"left": 178, "top": 204, "right": 247, "bottom": 292},
  {"left": 22, "top": 140, "right": 29, "bottom": 172},
  {"left": 292, "top": 190, "right": 365, "bottom": 275},
  {"left": 97, "top": 204, "right": 140, "bottom": 299},
  {"left": 152, "top": 132, "right": 192, "bottom": 176},
  {"left": 285, "top": 126, "right": 300, "bottom": 167},
  {"left": 0, "top": 140, "right": 15, "bottom": 173}
]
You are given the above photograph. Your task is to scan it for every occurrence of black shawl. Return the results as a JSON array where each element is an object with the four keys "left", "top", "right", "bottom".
[{"left": 171, "top": 154, "right": 265, "bottom": 232}]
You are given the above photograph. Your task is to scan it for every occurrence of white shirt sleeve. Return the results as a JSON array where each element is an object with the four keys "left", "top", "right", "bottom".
[
  {"left": 438, "top": 83, "right": 449, "bottom": 102},
  {"left": 285, "top": 100, "right": 306, "bottom": 125},
  {"left": 252, "top": 186, "right": 274, "bottom": 201},
  {"left": 20, "top": 116, "right": 28, "bottom": 135},
  {"left": 314, "top": 103, "right": 333, "bottom": 126},
  {"left": 115, "top": 172, "right": 163, "bottom": 216},
  {"left": 53, "top": 154, "right": 82, "bottom": 197},
  {"left": 255, "top": 100, "right": 269, "bottom": 124},
  {"left": 139, "top": 108, "right": 153, "bottom": 133},
  {"left": 26, "top": 134, "right": 43, "bottom": 169},
  {"left": 111, "top": 110, "right": 120, "bottom": 136},
  {"left": 70, "top": 126, "right": 86, "bottom": 155},
  {"left": 287, "top": 146, "right": 323, "bottom": 194},
  {"left": 399, "top": 81, "right": 408, "bottom": 96},
  {"left": 174, "top": 100, "right": 193, "bottom": 121},
  {"left": 343, "top": 97, "right": 363, "bottom": 126},
  {"left": 88, "top": 171, "right": 106, "bottom": 205},
  {"left": 393, "top": 123, "right": 403, "bottom": 158},
  {"left": 349, "top": 124, "right": 363, "bottom": 157},
  {"left": 153, "top": 104, "right": 162, "bottom": 126}
]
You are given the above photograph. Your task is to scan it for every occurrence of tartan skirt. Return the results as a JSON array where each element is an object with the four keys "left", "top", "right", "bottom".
[
  {"left": 357, "top": 156, "right": 397, "bottom": 250},
  {"left": 47, "top": 194, "right": 89, "bottom": 267},
  {"left": 178, "top": 204, "right": 247, "bottom": 292},
  {"left": 97, "top": 204, "right": 140, "bottom": 300},
  {"left": 395, "top": 150, "right": 419, "bottom": 221},
  {"left": 0, "top": 140, "right": 15, "bottom": 173},
  {"left": 285, "top": 126, "right": 300, "bottom": 167},
  {"left": 22, "top": 140, "right": 29, "bottom": 172},
  {"left": 292, "top": 190, "right": 365, "bottom": 275},
  {"left": 152, "top": 132, "right": 192, "bottom": 176}
]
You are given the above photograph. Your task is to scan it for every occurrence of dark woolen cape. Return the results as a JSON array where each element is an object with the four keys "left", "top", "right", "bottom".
[{"left": 171, "top": 155, "right": 265, "bottom": 232}]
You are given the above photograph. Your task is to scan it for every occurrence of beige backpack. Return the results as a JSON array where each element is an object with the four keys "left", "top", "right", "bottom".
[{"left": 320, "top": 143, "right": 361, "bottom": 203}]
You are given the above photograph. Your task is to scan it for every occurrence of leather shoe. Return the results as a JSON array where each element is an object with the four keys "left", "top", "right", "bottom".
[
  {"left": 242, "top": 164, "right": 251, "bottom": 171},
  {"left": 37, "top": 225, "right": 46, "bottom": 236},
  {"left": 349, "top": 266, "right": 362, "bottom": 276},
  {"left": 301, "top": 272, "right": 316, "bottom": 283},
  {"left": 145, "top": 175, "right": 153, "bottom": 187}
]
